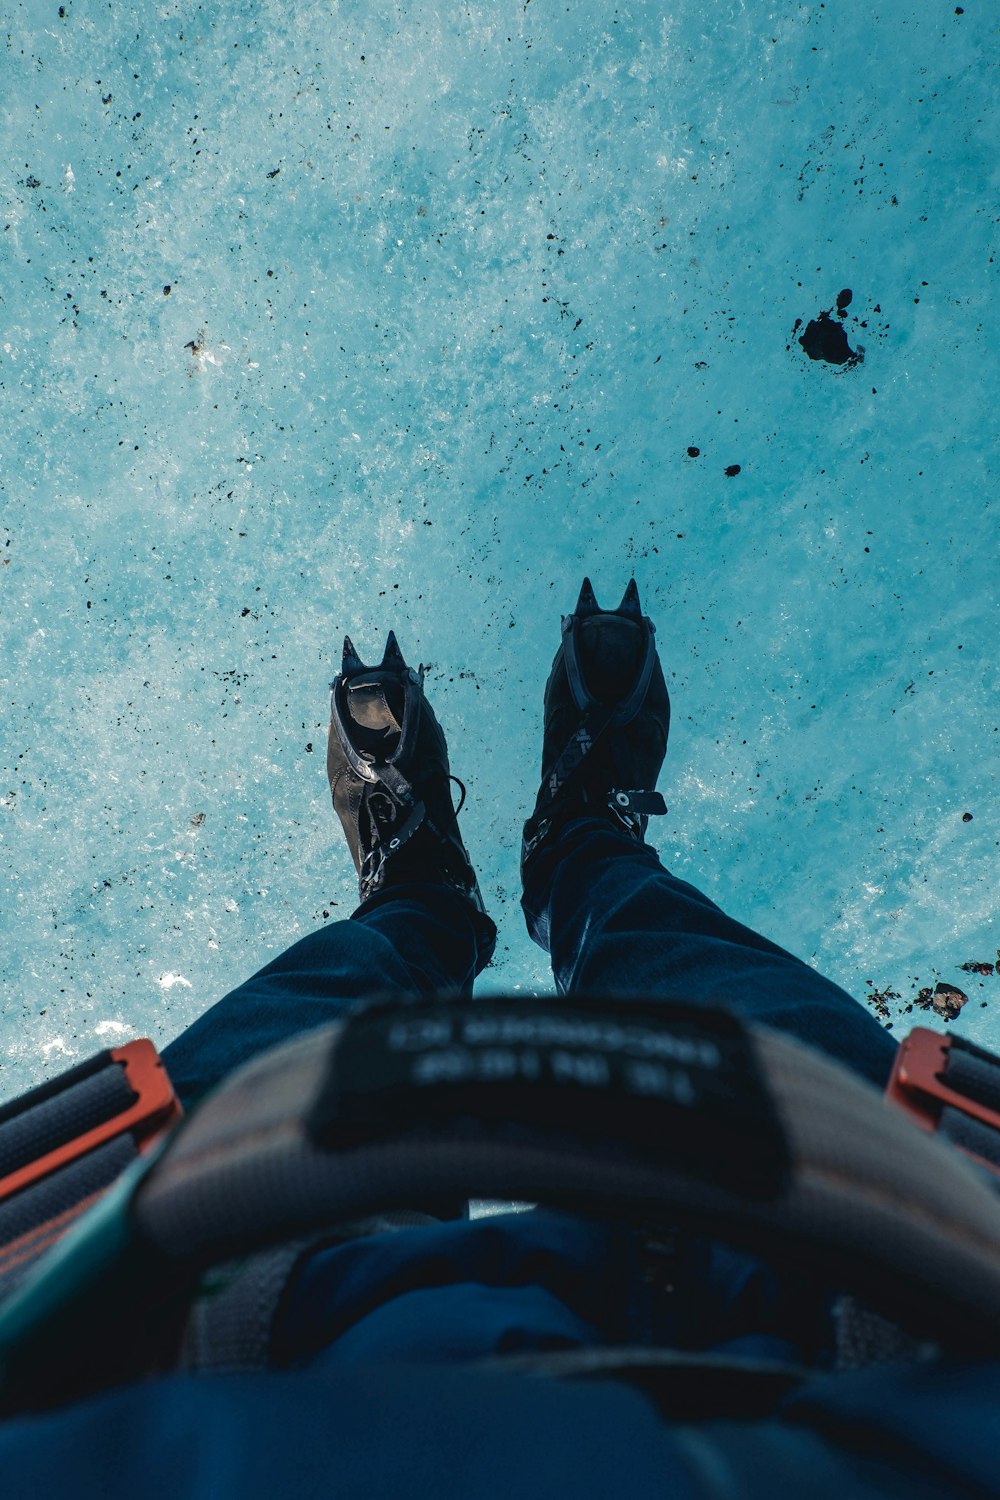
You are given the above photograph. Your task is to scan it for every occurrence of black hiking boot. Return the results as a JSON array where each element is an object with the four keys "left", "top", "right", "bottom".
[
  {"left": 328, "top": 632, "right": 496, "bottom": 971},
  {"left": 521, "top": 578, "right": 670, "bottom": 882}
]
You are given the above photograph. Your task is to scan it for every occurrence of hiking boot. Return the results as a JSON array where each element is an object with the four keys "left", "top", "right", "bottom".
[
  {"left": 328, "top": 632, "right": 496, "bottom": 969},
  {"left": 521, "top": 578, "right": 670, "bottom": 879}
]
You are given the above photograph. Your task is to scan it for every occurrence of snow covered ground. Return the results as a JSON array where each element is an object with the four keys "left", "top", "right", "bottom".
[{"left": 1, "top": 0, "right": 996, "bottom": 1098}]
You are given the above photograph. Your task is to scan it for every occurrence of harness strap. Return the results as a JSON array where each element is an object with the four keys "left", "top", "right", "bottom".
[
  {"left": 5, "top": 996, "right": 1000, "bottom": 1413},
  {"left": 140, "top": 1003, "right": 1000, "bottom": 1343},
  {"left": 5, "top": 999, "right": 1000, "bottom": 1411}
]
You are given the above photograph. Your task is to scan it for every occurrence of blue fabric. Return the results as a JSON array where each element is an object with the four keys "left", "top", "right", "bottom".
[
  {"left": 161, "top": 876, "right": 483, "bottom": 1105},
  {"left": 0, "top": 1361, "right": 988, "bottom": 1500},
  {"left": 3, "top": 818, "right": 990, "bottom": 1496},
  {"left": 520, "top": 817, "right": 896, "bottom": 1088},
  {"left": 163, "top": 815, "right": 896, "bottom": 1101},
  {"left": 274, "top": 1211, "right": 836, "bottom": 1374}
]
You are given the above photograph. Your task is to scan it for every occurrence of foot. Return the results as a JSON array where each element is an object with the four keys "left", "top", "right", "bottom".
[
  {"left": 328, "top": 633, "right": 496, "bottom": 967},
  {"left": 521, "top": 578, "right": 670, "bottom": 877}
]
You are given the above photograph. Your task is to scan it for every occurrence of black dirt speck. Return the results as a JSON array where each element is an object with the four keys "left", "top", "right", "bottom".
[
  {"left": 687, "top": 446, "right": 700, "bottom": 458},
  {"left": 724, "top": 464, "right": 741, "bottom": 477},
  {"left": 798, "top": 310, "right": 863, "bottom": 367}
]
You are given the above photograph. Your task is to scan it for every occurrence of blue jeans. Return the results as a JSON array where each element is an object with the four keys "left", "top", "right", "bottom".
[{"left": 163, "top": 817, "right": 895, "bottom": 1105}]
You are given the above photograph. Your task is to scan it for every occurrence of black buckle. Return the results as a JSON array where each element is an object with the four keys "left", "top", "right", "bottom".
[{"left": 608, "top": 790, "right": 668, "bottom": 817}]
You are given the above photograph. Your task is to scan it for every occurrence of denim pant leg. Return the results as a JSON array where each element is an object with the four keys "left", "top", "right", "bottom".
[
  {"left": 522, "top": 817, "right": 897, "bottom": 1090},
  {"left": 161, "top": 881, "right": 484, "bottom": 1109}
]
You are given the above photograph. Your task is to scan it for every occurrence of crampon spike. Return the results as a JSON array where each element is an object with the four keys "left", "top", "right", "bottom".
[
  {"left": 341, "top": 635, "right": 366, "bottom": 676},
  {"left": 574, "top": 577, "right": 601, "bottom": 617},
  {"left": 381, "top": 631, "right": 407, "bottom": 670},
  {"left": 617, "top": 578, "right": 643, "bottom": 622}
]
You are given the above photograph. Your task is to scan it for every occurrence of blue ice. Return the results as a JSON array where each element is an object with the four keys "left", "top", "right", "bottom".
[{"left": 0, "top": 0, "right": 997, "bottom": 1099}]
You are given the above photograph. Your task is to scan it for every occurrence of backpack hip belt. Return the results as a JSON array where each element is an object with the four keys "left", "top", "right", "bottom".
[{"left": 3, "top": 998, "right": 1000, "bottom": 1411}]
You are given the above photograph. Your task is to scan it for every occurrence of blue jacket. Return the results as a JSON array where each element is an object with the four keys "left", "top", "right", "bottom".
[{"left": 0, "top": 1208, "right": 995, "bottom": 1498}]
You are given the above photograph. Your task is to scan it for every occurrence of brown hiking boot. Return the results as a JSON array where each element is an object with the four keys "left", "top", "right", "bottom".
[{"left": 328, "top": 632, "right": 496, "bottom": 969}]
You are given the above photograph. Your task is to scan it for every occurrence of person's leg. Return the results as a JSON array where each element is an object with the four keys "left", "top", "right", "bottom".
[
  {"left": 522, "top": 815, "right": 896, "bottom": 1089},
  {"left": 165, "top": 629, "right": 496, "bottom": 1108},
  {"left": 520, "top": 579, "right": 895, "bottom": 1091},
  {"left": 162, "top": 881, "right": 486, "bottom": 1109}
]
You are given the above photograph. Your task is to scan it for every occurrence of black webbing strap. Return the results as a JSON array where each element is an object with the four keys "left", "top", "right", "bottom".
[
  {"left": 933, "top": 1036, "right": 1000, "bottom": 1175},
  {"left": 941, "top": 1036, "right": 1000, "bottom": 1116},
  {"left": 939, "top": 1107, "right": 1000, "bottom": 1173},
  {"left": 0, "top": 1052, "right": 137, "bottom": 1178},
  {"left": 886, "top": 1027, "right": 1000, "bottom": 1183},
  {"left": 0, "top": 1136, "right": 137, "bottom": 1298}
]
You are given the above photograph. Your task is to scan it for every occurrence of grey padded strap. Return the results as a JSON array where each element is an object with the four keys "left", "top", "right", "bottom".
[{"left": 132, "top": 1013, "right": 1000, "bottom": 1354}]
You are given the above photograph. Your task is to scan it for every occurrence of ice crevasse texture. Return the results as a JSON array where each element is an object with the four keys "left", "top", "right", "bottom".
[{"left": 0, "top": 0, "right": 996, "bottom": 1099}]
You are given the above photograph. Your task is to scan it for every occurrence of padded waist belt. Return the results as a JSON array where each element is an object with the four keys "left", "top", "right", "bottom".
[{"left": 4, "top": 995, "right": 1000, "bottom": 1409}]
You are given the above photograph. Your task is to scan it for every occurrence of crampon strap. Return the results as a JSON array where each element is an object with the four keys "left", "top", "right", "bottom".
[
  {"left": 529, "top": 604, "right": 669, "bottom": 839},
  {"left": 4, "top": 1000, "right": 1000, "bottom": 1411}
]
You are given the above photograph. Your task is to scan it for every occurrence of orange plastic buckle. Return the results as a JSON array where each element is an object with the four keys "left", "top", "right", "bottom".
[
  {"left": 0, "top": 1039, "right": 182, "bottom": 1205},
  {"left": 887, "top": 1027, "right": 1000, "bottom": 1174}
]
